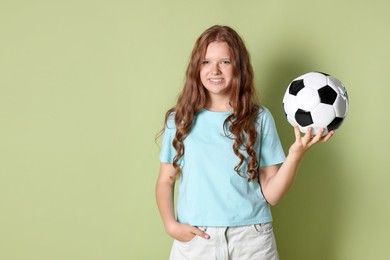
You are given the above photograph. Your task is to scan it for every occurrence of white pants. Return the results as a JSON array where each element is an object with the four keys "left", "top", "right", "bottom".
[{"left": 169, "top": 223, "right": 279, "bottom": 260}]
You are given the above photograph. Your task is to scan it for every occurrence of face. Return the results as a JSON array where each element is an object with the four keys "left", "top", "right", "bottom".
[{"left": 200, "top": 41, "right": 233, "bottom": 101}]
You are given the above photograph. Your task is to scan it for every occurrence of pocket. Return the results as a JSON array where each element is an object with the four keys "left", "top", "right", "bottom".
[
  {"left": 175, "top": 234, "right": 199, "bottom": 245},
  {"left": 253, "top": 222, "right": 274, "bottom": 235},
  {"left": 175, "top": 226, "right": 207, "bottom": 245}
]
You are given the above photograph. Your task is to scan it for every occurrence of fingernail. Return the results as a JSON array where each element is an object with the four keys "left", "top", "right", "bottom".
[{"left": 205, "top": 234, "right": 210, "bottom": 239}]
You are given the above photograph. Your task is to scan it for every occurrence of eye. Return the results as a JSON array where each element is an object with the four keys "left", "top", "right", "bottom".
[
  {"left": 221, "top": 60, "right": 231, "bottom": 65},
  {"left": 202, "top": 60, "right": 209, "bottom": 65}
]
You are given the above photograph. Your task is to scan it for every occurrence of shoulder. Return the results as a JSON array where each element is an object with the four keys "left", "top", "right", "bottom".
[
  {"left": 165, "top": 112, "right": 176, "bottom": 129},
  {"left": 256, "top": 106, "right": 273, "bottom": 124},
  {"left": 255, "top": 106, "right": 279, "bottom": 134}
]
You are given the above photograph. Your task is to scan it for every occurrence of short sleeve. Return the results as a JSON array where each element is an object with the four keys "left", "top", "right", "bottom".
[
  {"left": 159, "top": 114, "right": 177, "bottom": 163},
  {"left": 258, "top": 108, "right": 286, "bottom": 167}
]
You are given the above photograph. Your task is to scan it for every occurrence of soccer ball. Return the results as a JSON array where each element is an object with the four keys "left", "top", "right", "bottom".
[{"left": 282, "top": 72, "right": 349, "bottom": 136}]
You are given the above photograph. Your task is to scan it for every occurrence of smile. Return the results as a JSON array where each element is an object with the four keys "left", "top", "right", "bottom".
[{"left": 209, "top": 78, "right": 224, "bottom": 83}]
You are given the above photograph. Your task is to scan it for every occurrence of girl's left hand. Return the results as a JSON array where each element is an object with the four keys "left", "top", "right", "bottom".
[{"left": 289, "top": 125, "right": 334, "bottom": 158}]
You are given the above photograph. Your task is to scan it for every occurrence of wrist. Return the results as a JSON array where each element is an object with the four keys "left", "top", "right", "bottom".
[
  {"left": 164, "top": 219, "right": 178, "bottom": 234},
  {"left": 286, "top": 150, "right": 304, "bottom": 163}
]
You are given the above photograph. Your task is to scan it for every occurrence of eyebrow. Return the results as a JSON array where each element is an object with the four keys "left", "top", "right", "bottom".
[{"left": 203, "top": 57, "right": 231, "bottom": 60}]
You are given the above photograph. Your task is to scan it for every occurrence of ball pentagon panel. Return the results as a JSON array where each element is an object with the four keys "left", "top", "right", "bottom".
[{"left": 318, "top": 85, "right": 338, "bottom": 105}]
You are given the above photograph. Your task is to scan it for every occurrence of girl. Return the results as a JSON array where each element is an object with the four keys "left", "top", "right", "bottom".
[{"left": 156, "top": 25, "right": 333, "bottom": 260}]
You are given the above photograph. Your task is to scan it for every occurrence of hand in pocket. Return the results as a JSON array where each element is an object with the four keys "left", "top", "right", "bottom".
[{"left": 167, "top": 222, "right": 210, "bottom": 242}]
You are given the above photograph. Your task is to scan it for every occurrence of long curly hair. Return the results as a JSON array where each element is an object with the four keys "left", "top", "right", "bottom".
[{"left": 164, "top": 25, "right": 261, "bottom": 182}]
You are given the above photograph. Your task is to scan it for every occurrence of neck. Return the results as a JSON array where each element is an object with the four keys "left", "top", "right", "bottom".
[{"left": 205, "top": 99, "right": 232, "bottom": 112}]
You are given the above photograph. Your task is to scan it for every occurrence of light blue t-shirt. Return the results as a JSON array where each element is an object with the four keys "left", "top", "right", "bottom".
[{"left": 160, "top": 107, "right": 286, "bottom": 227}]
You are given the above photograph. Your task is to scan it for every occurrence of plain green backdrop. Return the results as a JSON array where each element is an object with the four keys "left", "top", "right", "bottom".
[{"left": 1, "top": 0, "right": 389, "bottom": 259}]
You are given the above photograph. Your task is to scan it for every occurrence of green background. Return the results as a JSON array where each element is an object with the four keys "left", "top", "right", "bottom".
[{"left": 1, "top": 0, "right": 389, "bottom": 259}]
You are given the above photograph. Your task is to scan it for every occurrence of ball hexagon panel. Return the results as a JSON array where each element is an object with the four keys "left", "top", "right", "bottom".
[
  {"left": 327, "top": 76, "right": 349, "bottom": 117},
  {"left": 296, "top": 87, "right": 320, "bottom": 111},
  {"left": 333, "top": 95, "right": 348, "bottom": 117},
  {"left": 298, "top": 124, "right": 329, "bottom": 136},
  {"left": 311, "top": 103, "right": 336, "bottom": 126},
  {"left": 286, "top": 114, "right": 297, "bottom": 128},
  {"left": 301, "top": 72, "right": 328, "bottom": 90},
  {"left": 327, "top": 76, "right": 348, "bottom": 102},
  {"left": 283, "top": 94, "right": 298, "bottom": 116},
  {"left": 327, "top": 76, "right": 344, "bottom": 91}
]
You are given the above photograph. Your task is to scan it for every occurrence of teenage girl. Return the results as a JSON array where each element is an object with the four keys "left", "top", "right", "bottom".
[{"left": 156, "top": 25, "right": 334, "bottom": 260}]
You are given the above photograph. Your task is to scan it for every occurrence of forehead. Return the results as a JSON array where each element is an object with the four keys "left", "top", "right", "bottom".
[{"left": 204, "top": 41, "right": 231, "bottom": 57}]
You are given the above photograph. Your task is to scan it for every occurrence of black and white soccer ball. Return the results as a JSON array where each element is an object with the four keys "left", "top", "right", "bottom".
[{"left": 283, "top": 72, "right": 349, "bottom": 136}]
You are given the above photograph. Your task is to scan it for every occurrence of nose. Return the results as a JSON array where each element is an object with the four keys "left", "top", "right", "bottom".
[{"left": 211, "top": 62, "right": 221, "bottom": 75}]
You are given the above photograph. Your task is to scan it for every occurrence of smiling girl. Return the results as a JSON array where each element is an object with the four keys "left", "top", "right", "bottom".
[{"left": 156, "top": 25, "right": 334, "bottom": 260}]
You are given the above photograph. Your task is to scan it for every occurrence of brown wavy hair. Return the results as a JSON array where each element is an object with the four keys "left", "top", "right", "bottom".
[{"left": 164, "top": 25, "right": 261, "bottom": 182}]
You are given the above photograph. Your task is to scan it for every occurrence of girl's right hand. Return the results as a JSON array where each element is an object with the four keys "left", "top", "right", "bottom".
[{"left": 166, "top": 221, "right": 210, "bottom": 242}]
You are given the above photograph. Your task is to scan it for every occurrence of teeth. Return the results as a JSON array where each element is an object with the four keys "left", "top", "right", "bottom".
[{"left": 210, "top": 78, "right": 223, "bottom": 82}]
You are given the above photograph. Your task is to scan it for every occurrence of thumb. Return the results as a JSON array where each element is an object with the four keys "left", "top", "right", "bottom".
[{"left": 191, "top": 227, "right": 210, "bottom": 239}]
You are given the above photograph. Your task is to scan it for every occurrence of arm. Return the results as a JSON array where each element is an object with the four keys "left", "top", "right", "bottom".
[
  {"left": 260, "top": 126, "right": 334, "bottom": 206},
  {"left": 155, "top": 163, "right": 209, "bottom": 241}
]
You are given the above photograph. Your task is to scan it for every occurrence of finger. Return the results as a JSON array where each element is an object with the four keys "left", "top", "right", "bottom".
[
  {"left": 310, "top": 128, "right": 325, "bottom": 144},
  {"left": 294, "top": 125, "right": 301, "bottom": 140},
  {"left": 321, "top": 130, "right": 335, "bottom": 142},
  {"left": 191, "top": 227, "right": 210, "bottom": 239},
  {"left": 303, "top": 127, "right": 313, "bottom": 142}
]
